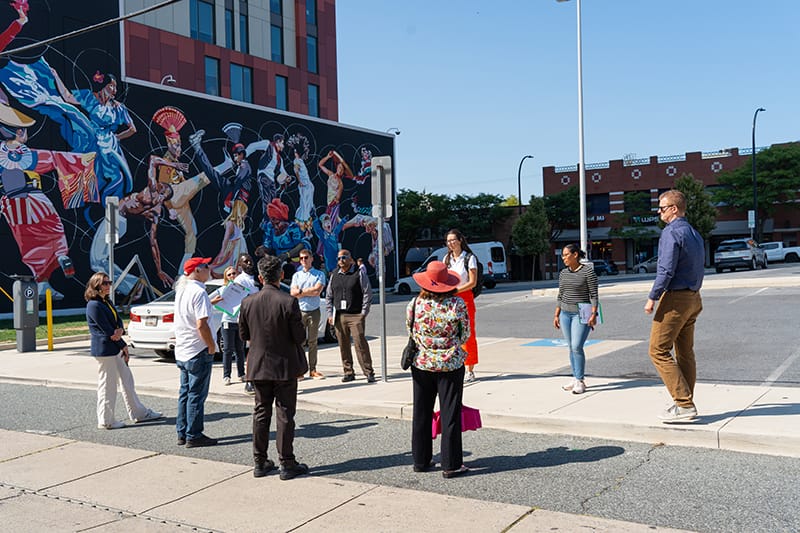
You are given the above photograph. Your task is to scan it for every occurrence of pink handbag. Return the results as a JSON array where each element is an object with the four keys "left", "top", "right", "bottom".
[{"left": 431, "top": 404, "right": 482, "bottom": 439}]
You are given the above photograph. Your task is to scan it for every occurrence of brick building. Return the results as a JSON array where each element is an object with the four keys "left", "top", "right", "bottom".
[{"left": 542, "top": 144, "right": 800, "bottom": 273}]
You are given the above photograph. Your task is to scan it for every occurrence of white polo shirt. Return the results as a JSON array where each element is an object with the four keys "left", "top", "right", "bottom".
[{"left": 173, "top": 279, "right": 215, "bottom": 362}]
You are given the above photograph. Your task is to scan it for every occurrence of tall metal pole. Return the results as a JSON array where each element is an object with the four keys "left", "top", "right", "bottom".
[
  {"left": 517, "top": 155, "right": 534, "bottom": 215},
  {"left": 576, "top": 0, "right": 588, "bottom": 254},
  {"left": 377, "top": 166, "right": 387, "bottom": 382},
  {"left": 751, "top": 107, "right": 765, "bottom": 241},
  {"left": 386, "top": 128, "right": 401, "bottom": 279}
]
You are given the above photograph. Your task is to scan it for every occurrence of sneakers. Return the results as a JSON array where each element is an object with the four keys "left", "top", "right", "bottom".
[
  {"left": 223, "top": 377, "right": 231, "bottom": 386},
  {"left": 310, "top": 371, "right": 325, "bottom": 379},
  {"left": 659, "top": 404, "right": 698, "bottom": 423},
  {"left": 185, "top": 434, "right": 218, "bottom": 448},
  {"left": 572, "top": 380, "right": 586, "bottom": 395},
  {"left": 341, "top": 374, "right": 355, "bottom": 383},
  {"left": 279, "top": 462, "right": 309, "bottom": 481},
  {"left": 254, "top": 459, "right": 276, "bottom": 478},
  {"left": 133, "top": 409, "right": 163, "bottom": 423},
  {"left": 366, "top": 373, "right": 377, "bottom": 383},
  {"left": 188, "top": 129, "right": 205, "bottom": 149},
  {"left": 245, "top": 382, "right": 255, "bottom": 395},
  {"left": 464, "top": 371, "right": 475, "bottom": 383},
  {"left": 98, "top": 421, "right": 125, "bottom": 430},
  {"left": 562, "top": 380, "right": 576, "bottom": 391}
]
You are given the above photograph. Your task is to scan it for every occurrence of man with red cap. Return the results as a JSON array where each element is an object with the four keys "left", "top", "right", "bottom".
[{"left": 173, "top": 256, "right": 219, "bottom": 448}]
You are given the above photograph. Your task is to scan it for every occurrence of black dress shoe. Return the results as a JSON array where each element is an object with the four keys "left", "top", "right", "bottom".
[
  {"left": 366, "top": 373, "right": 376, "bottom": 383},
  {"left": 177, "top": 437, "right": 186, "bottom": 446},
  {"left": 442, "top": 465, "right": 470, "bottom": 479},
  {"left": 279, "top": 462, "right": 309, "bottom": 480},
  {"left": 413, "top": 461, "right": 433, "bottom": 473},
  {"left": 185, "top": 434, "right": 218, "bottom": 448},
  {"left": 254, "top": 459, "right": 276, "bottom": 478},
  {"left": 341, "top": 374, "right": 355, "bottom": 383}
]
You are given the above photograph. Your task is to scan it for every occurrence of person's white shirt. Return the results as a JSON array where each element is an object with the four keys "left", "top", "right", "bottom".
[
  {"left": 173, "top": 278, "right": 215, "bottom": 362},
  {"left": 444, "top": 250, "right": 477, "bottom": 285}
]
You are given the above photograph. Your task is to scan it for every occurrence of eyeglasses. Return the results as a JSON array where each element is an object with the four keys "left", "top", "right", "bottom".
[
  {"left": 657, "top": 204, "right": 675, "bottom": 212},
  {"left": 299, "top": 255, "right": 311, "bottom": 260},
  {"left": 446, "top": 239, "right": 458, "bottom": 243},
  {"left": 337, "top": 255, "right": 350, "bottom": 261},
  {"left": 101, "top": 280, "right": 112, "bottom": 286},
  {"left": 225, "top": 272, "right": 236, "bottom": 277}
]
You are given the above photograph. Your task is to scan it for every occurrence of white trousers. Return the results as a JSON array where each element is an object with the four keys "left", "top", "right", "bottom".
[{"left": 96, "top": 353, "right": 148, "bottom": 425}]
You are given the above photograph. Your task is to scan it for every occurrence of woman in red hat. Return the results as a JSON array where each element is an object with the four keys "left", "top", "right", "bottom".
[{"left": 407, "top": 261, "right": 471, "bottom": 478}]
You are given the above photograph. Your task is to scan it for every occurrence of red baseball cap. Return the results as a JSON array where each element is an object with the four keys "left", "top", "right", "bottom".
[{"left": 184, "top": 257, "right": 212, "bottom": 275}]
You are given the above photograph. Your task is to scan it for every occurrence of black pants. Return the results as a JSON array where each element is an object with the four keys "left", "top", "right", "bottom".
[
  {"left": 411, "top": 365, "right": 465, "bottom": 471},
  {"left": 252, "top": 379, "right": 299, "bottom": 466}
]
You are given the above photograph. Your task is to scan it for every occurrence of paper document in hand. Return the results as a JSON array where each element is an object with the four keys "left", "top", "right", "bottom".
[
  {"left": 213, "top": 282, "right": 250, "bottom": 317},
  {"left": 578, "top": 302, "right": 603, "bottom": 325}
]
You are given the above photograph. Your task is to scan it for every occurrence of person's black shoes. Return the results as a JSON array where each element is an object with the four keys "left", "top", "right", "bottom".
[
  {"left": 341, "top": 374, "right": 355, "bottom": 383},
  {"left": 177, "top": 437, "right": 186, "bottom": 446},
  {"left": 254, "top": 459, "right": 276, "bottom": 478},
  {"left": 185, "top": 434, "right": 218, "bottom": 448},
  {"left": 279, "top": 462, "right": 309, "bottom": 480},
  {"left": 413, "top": 461, "right": 433, "bottom": 473},
  {"left": 366, "top": 373, "right": 376, "bottom": 383},
  {"left": 245, "top": 382, "right": 255, "bottom": 395}
]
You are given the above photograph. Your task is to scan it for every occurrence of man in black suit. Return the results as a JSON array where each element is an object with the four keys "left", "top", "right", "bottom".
[{"left": 239, "top": 255, "right": 309, "bottom": 480}]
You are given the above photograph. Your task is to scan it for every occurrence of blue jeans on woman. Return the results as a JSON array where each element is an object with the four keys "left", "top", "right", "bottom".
[
  {"left": 176, "top": 349, "right": 214, "bottom": 441},
  {"left": 221, "top": 323, "right": 245, "bottom": 380},
  {"left": 559, "top": 310, "right": 591, "bottom": 381}
]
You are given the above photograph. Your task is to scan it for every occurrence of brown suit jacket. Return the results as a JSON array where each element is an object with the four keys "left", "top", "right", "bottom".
[{"left": 239, "top": 283, "right": 308, "bottom": 381}]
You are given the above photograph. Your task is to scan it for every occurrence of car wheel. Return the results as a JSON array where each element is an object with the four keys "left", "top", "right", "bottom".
[
  {"left": 154, "top": 349, "right": 174, "bottom": 360},
  {"left": 483, "top": 279, "right": 496, "bottom": 289},
  {"left": 787, "top": 253, "right": 799, "bottom": 262},
  {"left": 397, "top": 283, "right": 411, "bottom": 295},
  {"left": 762, "top": 257, "right": 768, "bottom": 269},
  {"left": 750, "top": 257, "right": 757, "bottom": 270},
  {"left": 715, "top": 267, "right": 723, "bottom": 274},
  {"left": 637, "top": 267, "right": 647, "bottom": 274}
]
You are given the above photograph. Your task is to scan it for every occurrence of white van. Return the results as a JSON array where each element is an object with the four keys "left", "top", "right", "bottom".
[{"left": 394, "top": 241, "right": 508, "bottom": 295}]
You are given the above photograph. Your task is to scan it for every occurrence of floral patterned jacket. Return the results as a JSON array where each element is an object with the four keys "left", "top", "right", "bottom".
[{"left": 406, "top": 295, "right": 469, "bottom": 372}]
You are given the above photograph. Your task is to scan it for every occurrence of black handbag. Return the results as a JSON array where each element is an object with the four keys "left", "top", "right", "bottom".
[{"left": 400, "top": 297, "right": 418, "bottom": 370}]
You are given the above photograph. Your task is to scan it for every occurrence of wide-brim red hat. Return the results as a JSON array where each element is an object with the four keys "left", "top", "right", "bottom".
[{"left": 412, "top": 261, "right": 460, "bottom": 293}]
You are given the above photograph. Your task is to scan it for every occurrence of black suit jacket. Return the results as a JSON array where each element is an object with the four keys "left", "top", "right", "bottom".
[{"left": 239, "top": 283, "right": 308, "bottom": 381}]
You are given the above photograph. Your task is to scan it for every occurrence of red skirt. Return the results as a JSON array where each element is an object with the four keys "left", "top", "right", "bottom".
[{"left": 457, "top": 289, "right": 478, "bottom": 366}]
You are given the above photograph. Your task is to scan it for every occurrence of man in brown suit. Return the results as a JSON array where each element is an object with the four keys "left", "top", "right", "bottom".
[{"left": 239, "top": 255, "right": 309, "bottom": 480}]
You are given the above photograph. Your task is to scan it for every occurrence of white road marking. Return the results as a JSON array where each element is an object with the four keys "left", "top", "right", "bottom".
[
  {"left": 728, "top": 287, "right": 768, "bottom": 304},
  {"left": 762, "top": 347, "right": 800, "bottom": 386}
]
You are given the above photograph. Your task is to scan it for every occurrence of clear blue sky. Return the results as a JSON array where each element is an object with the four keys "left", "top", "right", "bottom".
[{"left": 335, "top": 1, "right": 798, "bottom": 201}]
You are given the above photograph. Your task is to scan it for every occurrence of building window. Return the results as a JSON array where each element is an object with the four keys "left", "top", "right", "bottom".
[
  {"left": 306, "top": 35, "right": 317, "bottom": 73},
  {"left": 587, "top": 193, "right": 610, "bottom": 215},
  {"left": 204, "top": 56, "right": 219, "bottom": 96},
  {"left": 239, "top": 14, "right": 249, "bottom": 53},
  {"left": 230, "top": 63, "right": 252, "bottom": 103},
  {"left": 224, "top": 8, "right": 234, "bottom": 49},
  {"left": 308, "top": 83, "right": 319, "bottom": 117},
  {"left": 305, "top": 0, "right": 316, "bottom": 25},
  {"left": 190, "top": 0, "right": 215, "bottom": 44},
  {"left": 275, "top": 75, "right": 288, "bottom": 110},
  {"left": 270, "top": 0, "right": 282, "bottom": 15},
  {"left": 270, "top": 25, "right": 283, "bottom": 63}
]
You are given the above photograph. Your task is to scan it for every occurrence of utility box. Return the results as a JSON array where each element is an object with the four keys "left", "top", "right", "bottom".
[{"left": 12, "top": 275, "right": 38, "bottom": 352}]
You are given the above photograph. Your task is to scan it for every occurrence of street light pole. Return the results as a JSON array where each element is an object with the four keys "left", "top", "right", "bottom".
[
  {"left": 751, "top": 107, "right": 765, "bottom": 241},
  {"left": 517, "top": 155, "right": 534, "bottom": 214},
  {"left": 558, "top": 0, "right": 588, "bottom": 254}
]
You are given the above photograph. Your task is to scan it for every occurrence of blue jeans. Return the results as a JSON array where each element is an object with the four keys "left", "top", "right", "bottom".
[
  {"left": 559, "top": 310, "right": 591, "bottom": 381},
  {"left": 176, "top": 349, "right": 214, "bottom": 441},
  {"left": 221, "top": 323, "right": 245, "bottom": 379}
]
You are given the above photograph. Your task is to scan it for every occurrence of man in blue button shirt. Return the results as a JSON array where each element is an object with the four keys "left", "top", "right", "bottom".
[
  {"left": 290, "top": 249, "right": 327, "bottom": 379},
  {"left": 644, "top": 190, "right": 705, "bottom": 423}
]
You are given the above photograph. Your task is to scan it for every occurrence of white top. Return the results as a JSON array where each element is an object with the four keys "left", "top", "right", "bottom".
[
  {"left": 173, "top": 279, "right": 214, "bottom": 362},
  {"left": 444, "top": 250, "right": 477, "bottom": 285},
  {"left": 234, "top": 271, "right": 257, "bottom": 292}
]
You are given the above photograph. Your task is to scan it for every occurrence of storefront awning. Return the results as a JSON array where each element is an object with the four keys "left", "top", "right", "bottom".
[{"left": 711, "top": 219, "right": 773, "bottom": 236}]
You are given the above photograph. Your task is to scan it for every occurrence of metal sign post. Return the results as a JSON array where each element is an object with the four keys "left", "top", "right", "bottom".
[
  {"left": 371, "top": 156, "right": 392, "bottom": 382},
  {"left": 105, "top": 196, "right": 119, "bottom": 304}
]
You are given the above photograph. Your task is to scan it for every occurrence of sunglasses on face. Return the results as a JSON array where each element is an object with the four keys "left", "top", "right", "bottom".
[
  {"left": 300, "top": 255, "right": 311, "bottom": 260},
  {"left": 101, "top": 280, "right": 112, "bottom": 286},
  {"left": 337, "top": 255, "right": 350, "bottom": 261}
]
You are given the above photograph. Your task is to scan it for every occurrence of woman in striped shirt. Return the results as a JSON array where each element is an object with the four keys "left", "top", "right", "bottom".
[{"left": 554, "top": 244, "right": 599, "bottom": 394}]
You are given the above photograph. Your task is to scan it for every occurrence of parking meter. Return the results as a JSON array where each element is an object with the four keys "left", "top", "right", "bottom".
[{"left": 12, "top": 275, "right": 38, "bottom": 352}]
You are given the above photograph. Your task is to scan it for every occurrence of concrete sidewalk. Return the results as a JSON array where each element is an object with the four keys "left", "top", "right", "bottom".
[
  {"left": 1, "top": 332, "right": 798, "bottom": 458},
  {"left": 0, "top": 429, "right": 689, "bottom": 532}
]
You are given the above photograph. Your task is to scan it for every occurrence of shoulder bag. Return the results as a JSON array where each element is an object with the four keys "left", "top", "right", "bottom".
[{"left": 400, "top": 297, "right": 418, "bottom": 370}]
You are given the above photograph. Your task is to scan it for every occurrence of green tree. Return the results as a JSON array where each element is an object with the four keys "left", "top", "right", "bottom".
[
  {"left": 712, "top": 143, "right": 800, "bottom": 240},
  {"left": 449, "top": 193, "right": 510, "bottom": 240},
  {"left": 396, "top": 189, "right": 451, "bottom": 268},
  {"left": 512, "top": 196, "right": 550, "bottom": 280},
  {"left": 501, "top": 194, "right": 520, "bottom": 207},
  {"left": 674, "top": 173, "right": 717, "bottom": 240},
  {"left": 609, "top": 190, "right": 658, "bottom": 261},
  {"left": 544, "top": 186, "right": 579, "bottom": 240}
]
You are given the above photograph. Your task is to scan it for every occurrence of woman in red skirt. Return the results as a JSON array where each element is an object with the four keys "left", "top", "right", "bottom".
[{"left": 442, "top": 229, "right": 479, "bottom": 382}]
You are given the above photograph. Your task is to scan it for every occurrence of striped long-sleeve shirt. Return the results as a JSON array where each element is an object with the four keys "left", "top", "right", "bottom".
[{"left": 556, "top": 264, "right": 599, "bottom": 313}]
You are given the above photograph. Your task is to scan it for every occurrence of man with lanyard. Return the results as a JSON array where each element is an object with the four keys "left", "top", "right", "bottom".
[
  {"left": 290, "top": 249, "right": 326, "bottom": 379},
  {"left": 645, "top": 189, "right": 705, "bottom": 423},
  {"left": 173, "top": 256, "right": 218, "bottom": 447},
  {"left": 325, "top": 249, "right": 375, "bottom": 383}
]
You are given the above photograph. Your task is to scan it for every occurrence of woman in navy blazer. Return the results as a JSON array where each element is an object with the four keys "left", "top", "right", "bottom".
[{"left": 85, "top": 272, "right": 162, "bottom": 429}]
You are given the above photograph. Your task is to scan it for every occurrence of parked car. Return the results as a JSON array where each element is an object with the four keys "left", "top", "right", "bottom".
[
  {"left": 589, "top": 259, "right": 619, "bottom": 276},
  {"left": 632, "top": 256, "right": 658, "bottom": 274},
  {"left": 714, "top": 239, "right": 768, "bottom": 273},
  {"left": 128, "top": 279, "right": 335, "bottom": 360},
  {"left": 759, "top": 241, "right": 800, "bottom": 263}
]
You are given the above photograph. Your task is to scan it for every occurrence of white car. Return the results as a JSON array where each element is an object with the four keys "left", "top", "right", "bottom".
[{"left": 128, "top": 279, "right": 335, "bottom": 359}]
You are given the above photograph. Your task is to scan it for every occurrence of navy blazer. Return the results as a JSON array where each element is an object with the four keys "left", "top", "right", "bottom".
[
  {"left": 239, "top": 283, "right": 308, "bottom": 381},
  {"left": 86, "top": 298, "right": 126, "bottom": 357}
]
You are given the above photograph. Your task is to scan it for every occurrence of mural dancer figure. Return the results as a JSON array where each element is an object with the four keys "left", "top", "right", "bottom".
[
  {"left": 312, "top": 212, "right": 347, "bottom": 272},
  {"left": 344, "top": 213, "right": 395, "bottom": 270},
  {"left": 318, "top": 150, "right": 360, "bottom": 222},
  {"left": 189, "top": 123, "right": 252, "bottom": 216},
  {"left": 247, "top": 133, "right": 292, "bottom": 220},
  {"left": 262, "top": 197, "right": 309, "bottom": 267},
  {"left": 286, "top": 133, "right": 314, "bottom": 233},
  {"left": 150, "top": 106, "right": 210, "bottom": 283},
  {"left": 209, "top": 199, "right": 248, "bottom": 277}
]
